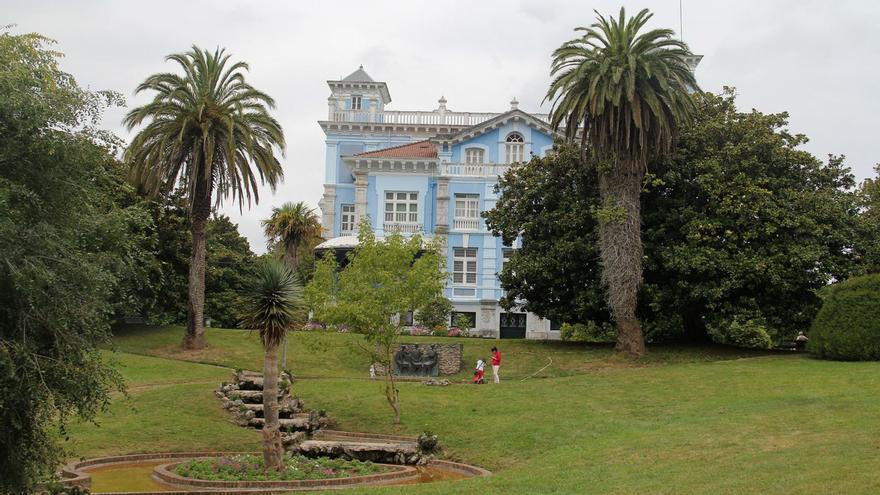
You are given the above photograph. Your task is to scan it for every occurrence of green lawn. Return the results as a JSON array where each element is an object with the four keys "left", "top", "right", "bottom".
[{"left": 68, "top": 325, "right": 880, "bottom": 494}]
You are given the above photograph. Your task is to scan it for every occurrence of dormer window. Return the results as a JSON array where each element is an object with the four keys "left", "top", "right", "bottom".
[
  {"left": 351, "top": 95, "right": 362, "bottom": 110},
  {"left": 506, "top": 132, "right": 524, "bottom": 163},
  {"left": 465, "top": 148, "right": 485, "bottom": 164}
]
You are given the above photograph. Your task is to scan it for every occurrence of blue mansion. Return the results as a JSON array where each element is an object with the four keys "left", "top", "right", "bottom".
[{"left": 316, "top": 66, "right": 561, "bottom": 339}]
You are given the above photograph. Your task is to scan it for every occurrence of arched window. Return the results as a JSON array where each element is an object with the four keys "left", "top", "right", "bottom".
[{"left": 505, "top": 132, "right": 524, "bottom": 163}]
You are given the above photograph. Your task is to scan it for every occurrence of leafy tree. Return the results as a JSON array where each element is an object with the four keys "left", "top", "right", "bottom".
[
  {"left": 642, "top": 89, "right": 861, "bottom": 342},
  {"left": 416, "top": 296, "right": 454, "bottom": 330},
  {"left": 546, "top": 8, "right": 698, "bottom": 358},
  {"left": 124, "top": 46, "right": 286, "bottom": 349},
  {"left": 306, "top": 220, "right": 446, "bottom": 424},
  {"left": 487, "top": 90, "right": 863, "bottom": 347},
  {"left": 0, "top": 30, "right": 145, "bottom": 492},
  {"left": 484, "top": 144, "right": 609, "bottom": 327},
  {"left": 857, "top": 165, "right": 880, "bottom": 273},
  {"left": 140, "top": 194, "right": 259, "bottom": 329},
  {"left": 240, "top": 260, "right": 303, "bottom": 470}
]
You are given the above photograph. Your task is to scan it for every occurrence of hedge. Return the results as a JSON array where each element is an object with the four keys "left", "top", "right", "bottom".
[{"left": 809, "top": 274, "right": 880, "bottom": 360}]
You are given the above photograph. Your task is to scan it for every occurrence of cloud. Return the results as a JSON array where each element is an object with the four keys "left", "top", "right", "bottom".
[{"left": 6, "top": 0, "right": 878, "bottom": 253}]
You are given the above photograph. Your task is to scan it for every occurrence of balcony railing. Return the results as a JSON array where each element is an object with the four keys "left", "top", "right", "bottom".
[
  {"left": 330, "top": 109, "right": 549, "bottom": 126},
  {"left": 383, "top": 222, "right": 423, "bottom": 234},
  {"left": 453, "top": 218, "right": 480, "bottom": 231},
  {"left": 440, "top": 163, "right": 513, "bottom": 178}
]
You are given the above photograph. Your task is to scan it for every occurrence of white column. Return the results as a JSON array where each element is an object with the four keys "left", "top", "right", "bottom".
[
  {"left": 319, "top": 184, "right": 336, "bottom": 238},
  {"left": 435, "top": 177, "right": 449, "bottom": 234},
  {"left": 354, "top": 171, "right": 368, "bottom": 228}
]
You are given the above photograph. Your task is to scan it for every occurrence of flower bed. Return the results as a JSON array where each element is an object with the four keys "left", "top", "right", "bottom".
[{"left": 174, "top": 454, "right": 390, "bottom": 481}]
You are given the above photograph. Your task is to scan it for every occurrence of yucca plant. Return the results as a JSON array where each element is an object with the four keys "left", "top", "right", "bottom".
[
  {"left": 240, "top": 260, "right": 303, "bottom": 470},
  {"left": 124, "top": 46, "right": 285, "bottom": 349},
  {"left": 262, "top": 201, "right": 322, "bottom": 368},
  {"left": 546, "top": 8, "right": 698, "bottom": 358}
]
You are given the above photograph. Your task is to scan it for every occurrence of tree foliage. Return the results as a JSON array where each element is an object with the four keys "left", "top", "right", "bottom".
[
  {"left": 0, "top": 30, "right": 136, "bottom": 493},
  {"left": 262, "top": 201, "right": 323, "bottom": 272},
  {"left": 546, "top": 8, "right": 698, "bottom": 358},
  {"left": 306, "top": 220, "right": 446, "bottom": 423},
  {"left": 486, "top": 90, "right": 865, "bottom": 347},
  {"left": 857, "top": 165, "right": 880, "bottom": 273},
  {"left": 140, "top": 195, "right": 259, "bottom": 329}
]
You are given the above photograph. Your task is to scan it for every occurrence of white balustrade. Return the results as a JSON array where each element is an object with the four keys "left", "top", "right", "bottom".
[
  {"left": 439, "top": 163, "right": 512, "bottom": 178},
  {"left": 383, "top": 222, "right": 423, "bottom": 234},
  {"left": 453, "top": 218, "right": 480, "bottom": 231},
  {"left": 329, "top": 109, "right": 549, "bottom": 126}
]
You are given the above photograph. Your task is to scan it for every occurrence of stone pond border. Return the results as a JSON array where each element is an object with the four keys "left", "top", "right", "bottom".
[{"left": 59, "top": 450, "right": 491, "bottom": 494}]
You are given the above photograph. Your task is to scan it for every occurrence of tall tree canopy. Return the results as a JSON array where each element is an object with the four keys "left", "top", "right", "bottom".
[
  {"left": 262, "top": 201, "right": 323, "bottom": 273},
  {"left": 486, "top": 90, "right": 864, "bottom": 346},
  {"left": 546, "top": 8, "right": 698, "bottom": 358},
  {"left": 124, "top": 46, "right": 285, "bottom": 349},
  {"left": 0, "top": 30, "right": 148, "bottom": 493}
]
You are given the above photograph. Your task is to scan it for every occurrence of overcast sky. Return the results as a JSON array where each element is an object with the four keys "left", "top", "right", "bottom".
[{"left": 6, "top": 0, "right": 879, "bottom": 253}]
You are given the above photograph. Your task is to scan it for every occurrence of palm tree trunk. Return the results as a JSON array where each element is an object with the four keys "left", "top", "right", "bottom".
[
  {"left": 597, "top": 161, "right": 646, "bottom": 359},
  {"left": 184, "top": 186, "right": 211, "bottom": 350},
  {"left": 262, "top": 343, "right": 283, "bottom": 470}
]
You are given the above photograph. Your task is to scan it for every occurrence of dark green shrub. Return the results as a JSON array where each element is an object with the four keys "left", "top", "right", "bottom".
[
  {"left": 809, "top": 274, "right": 880, "bottom": 360},
  {"left": 560, "top": 322, "right": 614, "bottom": 343},
  {"left": 708, "top": 316, "right": 773, "bottom": 349}
]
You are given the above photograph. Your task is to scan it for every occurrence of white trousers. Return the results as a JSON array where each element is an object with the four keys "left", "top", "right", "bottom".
[{"left": 492, "top": 365, "right": 500, "bottom": 383}]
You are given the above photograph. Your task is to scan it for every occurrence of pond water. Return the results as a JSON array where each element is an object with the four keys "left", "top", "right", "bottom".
[
  {"left": 399, "top": 466, "right": 469, "bottom": 484},
  {"left": 81, "top": 459, "right": 471, "bottom": 493},
  {"left": 83, "top": 461, "right": 177, "bottom": 493}
]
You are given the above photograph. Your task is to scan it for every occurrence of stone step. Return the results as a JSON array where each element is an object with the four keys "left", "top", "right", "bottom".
[
  {"left": 248, "top": 414, "right": 314, "bottom": 431},
  {"left": 241, "top": 402, "right": 301, "bottom": 418},
  {"left": 233, "top": 371, "right": 293, "bottom": 391},
  {"left": 294, "top": 440, "right": 419, "bottom": 465},
  {"left": 231, "top": 390, "right": 285, "bottom": 404}
]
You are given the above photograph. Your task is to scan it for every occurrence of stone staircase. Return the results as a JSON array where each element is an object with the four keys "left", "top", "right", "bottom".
[
  {"left": 216, "top": 371, "right": 427, "bottom": 465},
  {"left": 216, "top": 370, "right": 327, "bottom": 448}
]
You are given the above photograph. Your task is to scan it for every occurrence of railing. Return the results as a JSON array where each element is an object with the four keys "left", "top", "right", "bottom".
[
  {"left": 453, "top": 218, "right": 480, "bottom": 231},
  {"left": 383, "top": 222, "right": 423, "bottom": 234},
  {"left": 329, "top": 109, "right": 550, "bottom": 126},
  {"left": 440, "top": 163, "right": 513, "bottom": 178}
]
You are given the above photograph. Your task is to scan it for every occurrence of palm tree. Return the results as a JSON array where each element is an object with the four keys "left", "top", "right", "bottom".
[
  {"left": 262, "top": 201, "right": 323, "bottom": 274},
  {"left": 262, "top": 201, "right": 322, "bottom": 367},
  {"left": 124, "top": 46, "right": 285, "bottom": 350},
  {"left": 546, "top": 8, "right": 698, "bottom": 358},
  {"left": 240, "top": 260, "right": 303, "bottom": 470}
]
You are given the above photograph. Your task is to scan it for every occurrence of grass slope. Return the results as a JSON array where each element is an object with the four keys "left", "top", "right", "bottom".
[{"left": 66, "top": 325, "right": 880, "bottom": 494}]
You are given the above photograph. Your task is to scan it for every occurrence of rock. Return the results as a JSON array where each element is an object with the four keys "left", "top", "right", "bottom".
[{"left": 423, "top": 378, "right": 450, "bottom": 386}]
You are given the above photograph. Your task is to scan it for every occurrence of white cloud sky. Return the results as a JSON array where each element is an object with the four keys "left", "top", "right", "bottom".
[{"left": 6, "top": 0, "right": 879, "bottom": 253}]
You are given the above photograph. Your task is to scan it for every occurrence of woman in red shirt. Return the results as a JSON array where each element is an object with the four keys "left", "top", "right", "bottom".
[{"left": 491, "top": 346, "right": 501, "bottom": 384}]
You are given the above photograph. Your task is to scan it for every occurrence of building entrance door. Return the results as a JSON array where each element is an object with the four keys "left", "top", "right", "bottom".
[{"left": 499, "top": 312, "right": 527, "bottom": 339}]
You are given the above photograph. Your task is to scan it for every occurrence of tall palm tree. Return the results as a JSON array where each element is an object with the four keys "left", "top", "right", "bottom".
[
  {"left": 262, "top": 201, "right": 323, "bottom": 273},
  {"left": 546, "top": 8, "right": 698, "bottom": 358},
  {"left": 124, "top": 46, "right": 285, "bottom": 350},
  {"left": 262, "top": 201, "right": 322, "bottom": 367},
  {"left": 240, "top": 260, "right": 303, "bottom": 470}
]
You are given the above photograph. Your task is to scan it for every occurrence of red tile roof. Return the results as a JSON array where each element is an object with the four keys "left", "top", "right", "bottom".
[{"left": 354, "top": 140, "right": 437, "bottom": 159}]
